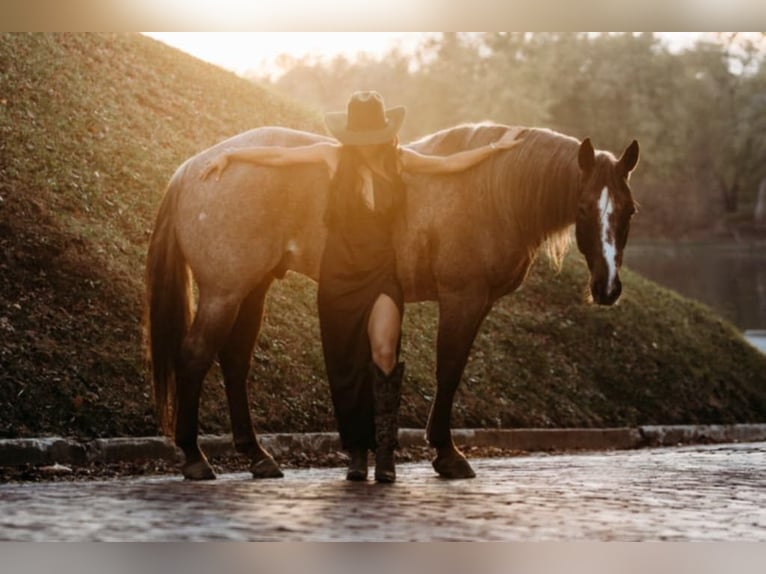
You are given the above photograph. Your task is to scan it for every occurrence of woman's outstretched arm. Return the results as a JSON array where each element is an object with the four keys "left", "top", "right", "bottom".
[
  {"left": 400, "top": 127, "right": 524, "bottom": 175},
  {"left": 200, "top": 141, "right": 340, "bottom": 181}
]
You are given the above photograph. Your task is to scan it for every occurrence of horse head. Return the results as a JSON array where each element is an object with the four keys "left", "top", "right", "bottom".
[{"left": 575, "top": 137, "right": 640, "bottom": 306}]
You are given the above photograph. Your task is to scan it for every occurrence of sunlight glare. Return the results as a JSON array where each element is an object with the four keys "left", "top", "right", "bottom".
[
  {"left": 145, "top": 32, "right": 432, "bottom": 77},
  {"left": 136, "top": 0, "right": 439, "bottom": 30}
]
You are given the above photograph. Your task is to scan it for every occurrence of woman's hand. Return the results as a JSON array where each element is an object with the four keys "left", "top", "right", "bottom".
[
  {"left": 492, "top": 127, "right": 525, "bottom": 151},
  {"left": 200, "top": 153, "right": 230, "bottom": 181}
]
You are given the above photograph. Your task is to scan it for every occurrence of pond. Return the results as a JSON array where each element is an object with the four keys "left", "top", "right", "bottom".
[{"left": 623, "top": 242, "right": 766, "bottom": 332}]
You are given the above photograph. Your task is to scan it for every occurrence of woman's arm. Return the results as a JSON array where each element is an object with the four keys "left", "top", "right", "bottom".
[
  {"left": 400, "top": 127, "right": 524, "bottom": 174},
  {"left": 200, "top": 141, "right": 340, "bottom": 181}
]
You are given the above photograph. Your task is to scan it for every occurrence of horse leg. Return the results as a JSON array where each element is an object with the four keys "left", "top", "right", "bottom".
[
  {"left": 175, "top": 292, "right": 240, "bottom": 480},
  {"left": 218, "top": 279, "right": 284, "bottom": 479},
  {"left": 427, "top": 291, "right": 491, "bottom": 479}
]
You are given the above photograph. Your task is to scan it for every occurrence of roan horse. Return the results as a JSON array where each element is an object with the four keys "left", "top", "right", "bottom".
[{"left": 144, "top": 123, "right": 639, "bottom": 480}]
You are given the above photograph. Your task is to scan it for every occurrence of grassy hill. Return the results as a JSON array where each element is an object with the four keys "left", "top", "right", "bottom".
[{"left": 1, "top": 32, "right": 764, "bottom": 441}]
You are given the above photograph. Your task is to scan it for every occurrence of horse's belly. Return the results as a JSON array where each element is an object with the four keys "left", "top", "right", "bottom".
[{"left": 175, "top": 177, "right": 291, "bottom": 291}]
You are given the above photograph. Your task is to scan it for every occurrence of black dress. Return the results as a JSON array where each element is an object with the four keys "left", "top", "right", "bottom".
[{"left": 318, "top": 172, "right": 404, "bottom": 451}]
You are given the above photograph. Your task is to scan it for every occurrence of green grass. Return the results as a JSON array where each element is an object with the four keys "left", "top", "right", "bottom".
[{"left": 1, "top": 32, "right": 764, "bottom": 439}]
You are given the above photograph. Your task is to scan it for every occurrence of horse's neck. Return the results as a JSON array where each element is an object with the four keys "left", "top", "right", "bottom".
[
  {"left": 515, "top": 159, "right": 581, "bottom": 251},
  {"left": 544, "top": 168, "right": 580, "bottom": 232}
]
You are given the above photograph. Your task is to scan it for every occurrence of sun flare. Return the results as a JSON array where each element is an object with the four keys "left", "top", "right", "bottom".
[{"left": 145, "top": 32, "right": 430, "bottom": 77}]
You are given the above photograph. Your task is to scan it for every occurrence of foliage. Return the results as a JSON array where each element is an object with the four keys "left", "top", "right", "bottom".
[{"left": 0, "top": 33, "right": 765, "bottom": 441}]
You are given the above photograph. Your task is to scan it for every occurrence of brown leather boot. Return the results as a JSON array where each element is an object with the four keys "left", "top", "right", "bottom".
[
  {"left": 346, "top": 448, "right": 368, "bottom": 481},
  {"left": 372, "top": 362, "right": 404, "bottom": 483}
]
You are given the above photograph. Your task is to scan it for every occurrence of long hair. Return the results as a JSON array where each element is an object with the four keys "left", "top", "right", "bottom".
[{"left": 325, "top": 140, "right": 406, "bottom": 230}]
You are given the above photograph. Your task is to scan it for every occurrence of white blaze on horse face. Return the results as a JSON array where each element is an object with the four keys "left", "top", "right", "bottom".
[{"left": 598, "top": 187, "right": 618, "bottom": 294}]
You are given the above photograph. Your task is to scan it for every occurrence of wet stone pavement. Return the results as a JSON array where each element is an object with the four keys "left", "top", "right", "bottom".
[{"left": 1, "top": 442, "right": 765, "bottom": 541}]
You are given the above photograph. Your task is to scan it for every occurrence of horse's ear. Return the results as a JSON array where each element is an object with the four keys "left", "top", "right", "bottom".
[
  {"left": 578, "top": 138, "right": 595, "bottom": 173},
  {"left": 618, "top": 139, "right": 640, "bottom": 176}
]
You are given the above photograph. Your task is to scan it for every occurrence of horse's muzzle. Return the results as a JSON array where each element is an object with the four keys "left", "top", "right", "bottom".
[{"left": 591, "top": 276, "right": 622, "bottom": 306}]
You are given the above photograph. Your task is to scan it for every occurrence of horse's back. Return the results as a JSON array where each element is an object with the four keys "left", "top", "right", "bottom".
[
  {"left": 211, "top": 126, "right": 333, "bottom": 153},
  {"left": 170, "top": 127, "right": 331, "bottom": 293}
]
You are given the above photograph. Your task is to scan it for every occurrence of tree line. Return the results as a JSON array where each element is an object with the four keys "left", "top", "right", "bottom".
[{"left": 252, "top": 33, "right": 766, "bottom": 239}]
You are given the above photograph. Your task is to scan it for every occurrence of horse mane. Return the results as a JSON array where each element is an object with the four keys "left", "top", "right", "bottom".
[{"left": 409, "top": 123, "right": 582, "bottom": 268}]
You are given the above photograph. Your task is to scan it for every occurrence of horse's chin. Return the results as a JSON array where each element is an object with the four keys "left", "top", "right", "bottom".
[{"left": 592, "top": 293, "right": 620, "bottom": 306}]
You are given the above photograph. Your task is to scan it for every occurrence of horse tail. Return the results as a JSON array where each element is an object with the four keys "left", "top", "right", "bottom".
[{"left": 143, "top": 169, "right": 192, "bottom": 437}]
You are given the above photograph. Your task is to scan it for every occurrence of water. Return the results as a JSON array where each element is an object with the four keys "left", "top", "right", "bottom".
[
  {"left": 746, "top": 332, "right": 766, "bottom": 353},
  {"left": 624, "top": 242, "right": 766, "bottom": 331}
]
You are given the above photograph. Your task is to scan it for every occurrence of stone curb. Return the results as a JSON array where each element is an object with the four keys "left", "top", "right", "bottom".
[{"left": 1, "top": 424, "right": 766, "bottom": 468}]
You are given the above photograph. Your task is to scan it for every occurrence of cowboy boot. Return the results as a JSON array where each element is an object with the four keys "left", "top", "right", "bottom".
[
  {"left": 346, "top": 448, "right": 369, "bottom": 481},
  {"left": 373, "top": 362, "right": 404, "bottom": 483}
]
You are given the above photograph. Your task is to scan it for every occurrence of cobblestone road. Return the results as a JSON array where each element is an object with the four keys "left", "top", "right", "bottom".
[{"left": 1, "top": 443, "right": 765, "bottom": 541}]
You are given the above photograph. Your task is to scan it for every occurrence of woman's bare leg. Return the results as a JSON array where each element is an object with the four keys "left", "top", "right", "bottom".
[{"left": 368, "top": 293, "right": 401, "bottom": 375}]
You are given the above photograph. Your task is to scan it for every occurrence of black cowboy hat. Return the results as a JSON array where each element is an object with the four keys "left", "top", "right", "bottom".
[{"left": 324, "top": 90, "right": 406, "bottom": 146}]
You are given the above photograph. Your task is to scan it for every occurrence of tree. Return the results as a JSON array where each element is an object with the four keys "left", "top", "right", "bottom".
[{"left": 679, "top": 35, "right": 766, "bottom": 216}]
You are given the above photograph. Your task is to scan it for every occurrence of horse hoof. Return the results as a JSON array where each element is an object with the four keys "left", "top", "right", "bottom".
[
  {"left": 374, "top": 469, "right": 396, "bottom": 483},
  {"left": 432, "top": 454, "right": 476, "bottom": 479},
  {"left": 182, "top": 460, "right": 216, "bottom": 481},
  {"left": 251, "top": 456, "right": 284, "bottom": 479}
]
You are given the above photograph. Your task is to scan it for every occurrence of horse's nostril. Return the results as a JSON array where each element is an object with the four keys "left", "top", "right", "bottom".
[
  {"left": 590, "top": 282, "right": 605, "bottom": 303},
  {"left": 599, "top": 280, "right": 622, "bottom": 305},
  {"left": 612, "top": 280, "right": 622, "bottom": 301}
]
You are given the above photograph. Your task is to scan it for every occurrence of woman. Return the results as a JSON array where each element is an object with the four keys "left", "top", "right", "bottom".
[{"left": 201, "top": 91, "right": 522, "bottom": 482}]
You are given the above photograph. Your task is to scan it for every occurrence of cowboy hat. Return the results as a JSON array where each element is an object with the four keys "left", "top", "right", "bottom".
[{"left": 324, "top": 91, "right": 406, "bottom": 146}]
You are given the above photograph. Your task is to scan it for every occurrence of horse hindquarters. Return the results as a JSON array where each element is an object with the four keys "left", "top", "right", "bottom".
[
  {"left": 427, "top": 289, "right": 492, "bottom": 479},
  {"left": 145, "top": 179, "right": 224, "bottom": 479},
  {"left": 146, "top": 174, "right": 255, "bottom": 480}
]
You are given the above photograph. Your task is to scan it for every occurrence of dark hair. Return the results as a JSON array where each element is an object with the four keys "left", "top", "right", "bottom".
[{"left": 324, "top": 140, "right": 405, "bottom": 230}]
